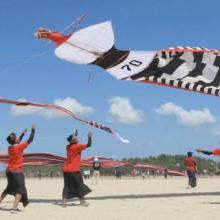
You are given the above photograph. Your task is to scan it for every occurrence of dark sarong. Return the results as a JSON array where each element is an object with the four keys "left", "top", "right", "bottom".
[
  {"left": 187, "top": 171, "right": 197, "bottom": 187},
  {"left": 2, "top": 171, "right": 29, "bottom": 207},
  {"left": 62, "top": 172, "right": 92, "bottom": 199}
]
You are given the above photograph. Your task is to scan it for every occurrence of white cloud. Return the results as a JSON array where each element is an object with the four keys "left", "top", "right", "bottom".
[
  {"left": 10, "top": 97, "right": 95, "bottom": 119},
  {"left": 155, "top": 102, "right": 216, "bottom": 127},
  {"left": 108, "top": 96, "right": 143, "bottom": 124}
]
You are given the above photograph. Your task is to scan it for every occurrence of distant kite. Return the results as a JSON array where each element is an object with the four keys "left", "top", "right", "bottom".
[
  {"left": 0, "top": 98, "right": 130, "bottom": 143},
  {"left": 36, "top": 21, "right": 220, "bottom": 97}
]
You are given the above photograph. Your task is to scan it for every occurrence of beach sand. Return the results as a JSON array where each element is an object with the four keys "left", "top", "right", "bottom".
[{"left": 0, "top": 176, "right": 220, "bottom": 220}]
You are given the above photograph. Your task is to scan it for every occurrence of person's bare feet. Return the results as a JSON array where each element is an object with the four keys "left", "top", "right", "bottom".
[
  {"left": 62, "top": 198, "right": 67, "bottom": 207},
  {"left": 10, "top": 208, "right": 22, "bottom": 213},
  {"left": 79, "top": 200, "right": 89, "bottom": 207}
]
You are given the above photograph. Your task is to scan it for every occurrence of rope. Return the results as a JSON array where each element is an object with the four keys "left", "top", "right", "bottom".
[{"left": 60, "top": 13, "right": 86, "bottom": 34}]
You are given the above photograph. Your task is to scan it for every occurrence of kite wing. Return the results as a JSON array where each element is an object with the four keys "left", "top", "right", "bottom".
[
  {"left": 55, "top": 21, "right": 114, "bottom": 64},
  {"left": 0, "top": 98, "right": 130, "bottom": 143},
  {"left": 42, "top": 21, "right": 220, "bottom": 97}
]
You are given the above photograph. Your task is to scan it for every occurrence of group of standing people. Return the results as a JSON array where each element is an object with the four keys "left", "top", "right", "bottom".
[
  {"left": 0, "top": 125, "right": 93, "bottom": 212},
  {"left": 1, "top": 123, "right": 220, "bottom": 211}
]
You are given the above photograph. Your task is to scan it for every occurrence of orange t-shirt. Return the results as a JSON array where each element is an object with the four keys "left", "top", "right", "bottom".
[
  {"left": 63, "top": 143, "right": 87, "bottom": 172},
  {"left": 184, "top": 157, "right": 197, "bottom": 172},
  {"left": 47, "top": 32, "right": 70, "bottom": 46},
  {"left": 7, "top": 141, "right": 29, "bottom": 171}
]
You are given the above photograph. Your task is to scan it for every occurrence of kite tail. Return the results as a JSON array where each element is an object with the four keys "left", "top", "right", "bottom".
[
  {"left": 47, "top": 103, "right": 130, "bottom": 143},
  {"left": 0, "top": 98, "right": 130, "bottom": 143}
]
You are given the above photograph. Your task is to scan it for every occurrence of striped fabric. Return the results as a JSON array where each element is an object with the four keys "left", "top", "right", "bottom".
[
  {"left": 0, "top": 98, "right": 129, "bottom": 143},
  {"left": 0, "top": 153, "right": 65, "bottom": 165},
  {"left": 94, "top": 46, "right": 220, "bottom": 97}
]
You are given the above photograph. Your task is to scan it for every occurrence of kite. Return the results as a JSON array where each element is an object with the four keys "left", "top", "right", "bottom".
[
  {"left": 81, "top": 156, "right": 131, "bottom": 168},
  {"left": 0, "top": 153, "right": 65, "bottom": 166},
  {"left": 81, "top": 160, "right": 129, "bottom": 168},
  {"left": 0, "top": 153, "right": 186, "bottom": 175},
  {"left": 133, "top": 162, "right": 187, "bottom": 177},
  {"left": 36, "top": 21, "right": 220, "bottom": 97},
  {"left": 0, "top": 98, "right": 130, "bottom": 143},
  {"left": 0, "top": 153, "right": 129, "bottom": 168}
]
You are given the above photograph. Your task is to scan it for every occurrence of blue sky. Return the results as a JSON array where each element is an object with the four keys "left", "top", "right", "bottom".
[{"left": 1, "top": 0, "right": 220, "bottom": 161}]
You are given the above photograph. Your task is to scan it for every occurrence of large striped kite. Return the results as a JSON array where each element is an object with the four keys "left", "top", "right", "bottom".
[{"left": 36, "top": 21, "right": 220, "bottom": 97}]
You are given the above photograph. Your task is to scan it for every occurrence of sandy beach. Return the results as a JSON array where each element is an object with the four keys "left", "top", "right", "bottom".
[{"left": 0, "top": 176, "right": 220, "bottom": 220}]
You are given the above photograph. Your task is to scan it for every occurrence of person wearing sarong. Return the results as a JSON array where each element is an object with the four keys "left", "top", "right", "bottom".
[
  {"left": 184, "top": 151, "right": 197, "bottom": 188},
  {"left": 62, "top": 131, "right": 92, "bottom": 207},
  {"left": 0, "top": 125, "right": 36, "bottom": 212}
]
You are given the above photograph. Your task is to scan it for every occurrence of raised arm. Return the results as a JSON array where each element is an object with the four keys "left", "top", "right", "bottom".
[
  {"left": 27, "top": 125, "right": 36, "bottom": 144},
  {"left": 87, "top": 131, "right": 93, "bottom": 148},
  {"left": 196, "top": 148, "right": 213, "bottom": 155},
  {"left": 18, "top": 129, "right": 27, "bottom": 142}
]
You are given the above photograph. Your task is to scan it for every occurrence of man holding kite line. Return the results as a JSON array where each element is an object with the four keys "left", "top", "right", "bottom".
[
  {"left": 0, "top": 125, "right": 36, "bottom": 212},
  {"left": 62, "top": 130, "right": 92, "bottom": 207}
]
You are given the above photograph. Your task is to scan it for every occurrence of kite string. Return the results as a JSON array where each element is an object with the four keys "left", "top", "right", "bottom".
[
  {"left": 60, "top": 13, "right": 86, "bottom": 34},
  {"left": 0, "top": 13, "right": 86, "bottom": 73},
  {"left": 0, "top": 51, "right": 51, "bottom": 74}
]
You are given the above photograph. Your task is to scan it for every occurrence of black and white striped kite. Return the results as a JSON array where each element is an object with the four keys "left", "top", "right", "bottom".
[{"left": 36, "top": 21, "right": 220, "bottom": 97}]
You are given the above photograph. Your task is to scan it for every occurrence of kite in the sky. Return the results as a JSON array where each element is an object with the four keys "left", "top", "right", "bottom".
[
  {"left": 0, "top": 98, "right": 130, "bottom": 143},
  {"left": 36, "top": 21, "right": 220, "bottom": 97},
  {"left": 196, "top": 147, "right": 220, "bottom": 156}
]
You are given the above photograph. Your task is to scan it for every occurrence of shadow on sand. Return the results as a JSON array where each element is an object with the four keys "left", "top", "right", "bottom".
[{"left": 28, "top": 191, "right": 220, "bottom": 204}]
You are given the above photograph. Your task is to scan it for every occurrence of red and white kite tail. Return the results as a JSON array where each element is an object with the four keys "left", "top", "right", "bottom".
[
  {"left": 0, "top": 98, "right": 130, "bottom": 143},
  {"left": 84, "top": 120, "right": 130, "bottom": 143},
  {"left": 41, "top": 103, "right": 130, "bottom": 143}
]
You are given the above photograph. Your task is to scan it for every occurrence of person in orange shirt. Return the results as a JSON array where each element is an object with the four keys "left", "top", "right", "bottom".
[
  {"left": 62, "top": 130, "right": 92, "bottom": 207},
  {"left": 183, "top": 151, "right": 197, "bottom": 188},
  {"left": 0, "top": 125, "right": 36, "bottom": 212},
  {"left": 196, "top": 147, "right": 220, "bottom": 156}
]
